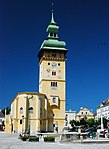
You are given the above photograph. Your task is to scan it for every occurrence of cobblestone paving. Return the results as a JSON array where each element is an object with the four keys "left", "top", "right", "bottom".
[{"left": 0, "top": 132, "right": 109, "bottom": 149}]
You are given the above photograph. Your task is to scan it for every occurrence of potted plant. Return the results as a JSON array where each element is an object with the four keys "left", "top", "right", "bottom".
[
  {"left": 28, "top": 136, "right": 39, "bottom": 142},
  {"left": 21, "top": 135, "right": 28, "bottom": 141},
  {"left": 44, "top": 136, "right": 55, "bottom": 142}
]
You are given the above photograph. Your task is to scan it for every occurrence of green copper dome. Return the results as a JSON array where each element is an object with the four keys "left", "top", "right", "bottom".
[
  {"left": 41, "top": 39, "right": 66, "bottom": 49},
  {"left": 47, "top": 24, "right": 59, "bottom": 33},
  {"left": 46, "top": 10, "right": 59, "bottom": 33},
  {"left": 40, "top": 10, "right": 68, "bottom": 51}
]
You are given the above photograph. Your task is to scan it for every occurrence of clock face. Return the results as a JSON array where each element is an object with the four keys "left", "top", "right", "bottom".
[{"left": 52, "top": 62, "right": 57, "bottom": 67}]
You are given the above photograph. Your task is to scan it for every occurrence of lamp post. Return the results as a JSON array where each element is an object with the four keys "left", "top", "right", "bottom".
[
  {"left": 5, "top": 108, "right": 7, "bottom": 131},
  {"left": 101, "top": 114, "right": 104, "bottom": 130}
]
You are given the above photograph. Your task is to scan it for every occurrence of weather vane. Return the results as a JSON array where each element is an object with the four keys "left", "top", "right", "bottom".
[{"left": 52, "top": 1, "right": 54, "bottom": 12}]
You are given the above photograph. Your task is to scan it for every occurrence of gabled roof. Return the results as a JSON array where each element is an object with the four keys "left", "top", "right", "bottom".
[
  {"left": 97, "top": 97, "right": 109, "bottom": 109},
  {"left": 76, "top": 107, "right": 93, "bottom": 115},
  {"left": 104, "top": 97, "right": 109, "bottom": 104}
]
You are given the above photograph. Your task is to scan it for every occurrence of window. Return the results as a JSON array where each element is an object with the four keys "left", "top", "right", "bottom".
[
  {"left": 20, "top": 107, "right": 23, "bottom": 114},
  {"left": 48, "top": 63, "right": 50, "bottom": 65},
  {"left": 50, "top": 32, "right": 56, "bottom": 38},
  {"left": 50, "top": 33, "right": 53, "bottom": 37},
  {"left": 47, "top": 51, "right": 50, "bottom": 57},
  {"left": 81, "top": 112, "right": 83, "bottom": 115},
  {"left": 58, "top": 63, "right": 60, "bottom": 66},
  {"left": 51, "top": 82, "right": 57, "bottom": 87},
  {"left": 50, "top": 96, "right": 59, "bottom": 106},
  {"left": 52, "top": 97, "right": 56, "bottom": 103},
  {"left": 28, "top": 107, "right": 33, "bottom": 113},
  {"left": 20, "top": 119, "right": 22, "bottom": 124},
  {"left": 86, "top": 112, "right": 87, "bottom": 115},
  {"left": 52, "top": 71, "right": 56, "bottom": 76},
  {"left": 52, "top": 53, "right": 56, "bottom": 58},
  {"left": 54, "top": 33, "right": 56, "bottom": 37},
  {"left": 105, "top": 107, "right": 108, "bottom": 111}
]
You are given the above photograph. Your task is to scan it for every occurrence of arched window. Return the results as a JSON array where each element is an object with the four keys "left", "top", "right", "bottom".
[
  {"left": 54, "top": 33, "right": 56, "bottom": 37},
  {"left": 20, "top": 107, "right": 23, "bottom": 114},
  {"left": 52, "top": 97, "right": 56, "bottom": 103},
  {"left": 28, "top": 107, "right": 33, "bottom": 113},
  {"left": 50, "top": 33, "right": 53, "bottom": 37}
]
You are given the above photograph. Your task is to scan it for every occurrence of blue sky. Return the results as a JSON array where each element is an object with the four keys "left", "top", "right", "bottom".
[{"left": 0, "top": 0, "right": 109, "bottom": 113}]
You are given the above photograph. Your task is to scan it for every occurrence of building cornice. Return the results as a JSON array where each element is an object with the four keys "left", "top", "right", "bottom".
[
  {"left": 39, "top": 79, "right": 66, "bottom": 84},
  {"left": 39, "top": 56, "right": 66, "bottom": 64},
  {"left": 11, "top": 92, "right": 47, "bottom": 104}
]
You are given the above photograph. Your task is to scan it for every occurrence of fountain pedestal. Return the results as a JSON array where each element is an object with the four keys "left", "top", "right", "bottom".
[{"left": 62, "top": 125, "right": 69, "bottom": 133}]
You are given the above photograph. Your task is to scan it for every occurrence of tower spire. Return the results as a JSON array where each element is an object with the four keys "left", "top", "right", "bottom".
[
  {"left": 51, "top": 2, "right": 55, "bottom": 23},
  {"left": 52, "top": 2, "right": 54, "bottom": 11}
]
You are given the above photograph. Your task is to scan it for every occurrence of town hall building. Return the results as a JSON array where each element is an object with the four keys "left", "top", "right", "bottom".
[{"left": 6, "top": 11, "right": 68, "bottom": 134}]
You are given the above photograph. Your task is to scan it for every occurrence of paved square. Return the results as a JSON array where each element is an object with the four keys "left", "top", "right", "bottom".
[{"left": 0, "top": 133, "right": 109, "bottom": 149}]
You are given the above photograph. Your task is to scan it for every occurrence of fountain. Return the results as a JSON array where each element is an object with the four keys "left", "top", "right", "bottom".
[{"left": 60, "top": 115, "right": 80, "bottom": 142}]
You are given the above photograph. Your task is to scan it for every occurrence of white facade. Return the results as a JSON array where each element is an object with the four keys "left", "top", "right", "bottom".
[
  {"left": 65, "top": 109, "right": 76, "bottom": 124},
  {"left": 96, "top": 103, "right": 109, "bottom": 119}
]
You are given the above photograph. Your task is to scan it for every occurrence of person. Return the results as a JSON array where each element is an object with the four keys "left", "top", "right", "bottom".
[
  {"left": 55, "top": 122, "right": 58, "bottom": 133},
  {"left": 18, "top": 133, "right": 22, "bottom": 139},
  {"left": 55, "top": 126, "right": 58, "bottom": 133},
  {"left": 102, "top": 130, "right": 106, "bottom": 138},
  {"left": 103, "top": 130, "right": 106, "bottom": 135},
  {"left": 108, "top": 127, "right": 109, "bottom": 133},
  {"left": 81, "top": 128, "right": 85, "bottom": 132},
  {"left": 65, "top": 114, "right": 68, "bottom": 126}
]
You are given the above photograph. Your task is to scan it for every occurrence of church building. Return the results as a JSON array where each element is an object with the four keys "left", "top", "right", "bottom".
[{"left": 6, "top": 11, "right": 68, "bottom": 134}]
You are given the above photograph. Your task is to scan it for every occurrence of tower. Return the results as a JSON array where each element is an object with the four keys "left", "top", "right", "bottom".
[{"left": 38, "top": 11, "right": 68, "bottom": 132}]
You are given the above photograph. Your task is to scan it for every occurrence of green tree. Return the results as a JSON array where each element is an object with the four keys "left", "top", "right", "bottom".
[
  {"left": 70, "top": 119, "right": 76, "bottom": 127},
  {"left": 95, "top": 117, "right": 109, "bottom": 129},
  {"left": 2, "top": 121, "right": 5, "bottom": 126},
  {"left": 2, "top": 107, "right": 11, "bottom": 115},
  {"left": 75, "top": 121, "right": 80, "bottom": 126},
  {"left": 80, "top": 118, "right": 87, "bottom": 127},
  {"left": 86, "top": 118, "right": 95, "bottom": 127}
]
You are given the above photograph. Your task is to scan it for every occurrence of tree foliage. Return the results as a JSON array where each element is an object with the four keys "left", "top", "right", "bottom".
[
  {"left": 70, "top": 119, "right": 76, "bottom": 127},
  {"left": 70, "top": 117, "right": 109, "bottom": 130},
  {"left": 86, "top": 118, "right": 95, "bottom": 127},
  {"left": 97, "top": 117, "right": 109, "bottom": 128},
  {"left": 2, "top": 107, "right": 11, "bottom": 115},
  {"left": 80, "top": 118, "right": 87, "bottom": 126}
]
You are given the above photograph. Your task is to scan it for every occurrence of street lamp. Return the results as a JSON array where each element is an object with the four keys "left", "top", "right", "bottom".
[{"left": 101, "top": 114, "right": 104, "bottom": 130}]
